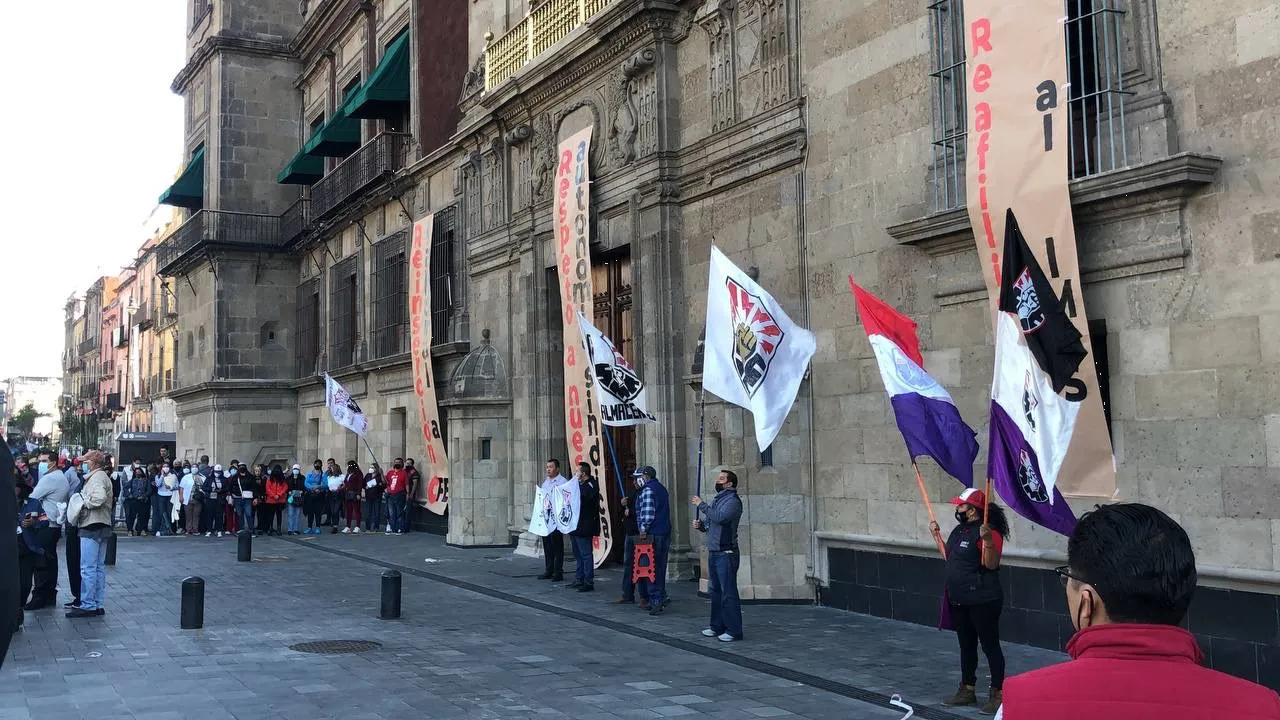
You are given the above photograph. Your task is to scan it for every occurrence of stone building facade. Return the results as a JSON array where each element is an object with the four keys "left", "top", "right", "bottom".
[{"left": 156, "top": 0, "right": 1280, "bottom": 686}]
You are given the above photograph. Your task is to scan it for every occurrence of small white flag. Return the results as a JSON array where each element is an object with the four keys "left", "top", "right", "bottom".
[
  {"left": 703, "top": 246, "right": 816, "bottom": 452},
  {"left": 325, "top": 374, "right": 369, "bottom": 437},
  {"left": 576, "top": 311, "right": 657, "bottom": 427}
]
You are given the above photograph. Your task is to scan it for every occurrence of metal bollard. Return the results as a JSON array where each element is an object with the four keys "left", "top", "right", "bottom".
[
  {"left": 237, "top": 531, "right": 252, "bottom": 562},
  {"left": 181, "top": 576, "right": 204, "bottom": 629},
  {"left": 380, "top": 570, "right": 402, "bottom": 620},
  {"left": 105, "top": 533, "right": 118, "bottom": 567}
]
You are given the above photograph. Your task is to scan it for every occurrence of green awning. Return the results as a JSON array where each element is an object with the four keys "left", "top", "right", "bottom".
[
  {"left": 303, "top": 90, "right": 362, "bottom": 158},
  {"left": 277, "top": 146, "right": 324, "bottom": 184},
  {"left": 157, "top": 146, "right": 206, "bottom": 209},
  {"left": 348, "top": 32, "right": 410, "bottom": 120}
]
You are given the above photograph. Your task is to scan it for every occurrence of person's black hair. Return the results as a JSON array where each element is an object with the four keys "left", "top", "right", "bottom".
[
  {"left": 983, "top": 502, "right": 1011, "bottom": 540},
  {"left": 547, "top": 458, "right": 560, "bottom": 469},
  {"left": 720, "top": 469, "right": 739, "bottom": 487},
  {"left": 1067, "top": 503, "right": 1196, "bottom": 626},
  {"left": 200, "top": 455, "right": 209, "bottom": 463},
  {"left": 578, "top": 461, "right": 591, "bottom": 474}
]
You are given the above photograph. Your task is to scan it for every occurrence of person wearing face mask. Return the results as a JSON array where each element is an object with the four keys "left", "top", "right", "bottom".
[
  {"left": 929, "top": 487, "right": 1010, "bottom": 714},
  {"left": 122, "top": 460, "right": 151, "bottom": 536},
  {"left": 26, "top": 452, "right": 69, "bottom": 610},
  {"left": 362, "top": 464, "right": 384, "bottom": 533},
  {"left": 567, "top": 462, "right": 600, "bottom": 592},
  {"left": 997, "top": 503, "right": 1280, "bottom": 719},
  {"left": 265, "top": 465, "right": 288, "bottom": 536},
  {"left": 229, "top": 463, "right": 256, "bottom": 535},
  {"left": 179, "top": 464, "right": 203, "bottom": 536},
  {"left": 303, "top": 460, "right": 325, "bottom": 534},
  {"left": 341, "top": 460, "right": 364, "bottom": 533},
  {"left": 633, "top": 465, "right": 673, "bottom": 615},
  {"left": 66, "top": 451, "right": 113, "bottom": 618},
  {"left": 152, "top": 462, "right": 177, "bottom": 537},
  {"left": 693, "top": 468, "right": 744, "bottom": 642},
  {"left": 384, "top": 458, "right": 409, "bottom": 535},
  {"left": 403, "top": 459, "right": 421, "bottom": 533},
  {"left": 286, "top": 464, "right": 305, "bottom": 535},
  {"left": 202, "top": 465, "right": 227, "bottom": 537}
]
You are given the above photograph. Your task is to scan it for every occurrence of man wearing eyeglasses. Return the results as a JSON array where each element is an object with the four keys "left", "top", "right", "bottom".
[{"left": 996, "top": 503, "right": 1280, "bottom": 718}]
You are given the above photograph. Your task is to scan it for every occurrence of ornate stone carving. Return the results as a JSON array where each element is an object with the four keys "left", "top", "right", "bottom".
[
  {"left": 608, "top": 47, "right": 659, "bottom": 166},
  {"left": 461, "top": 54, "right": 486, "bottom": 102},
  {"left": 758, "top": 0, "right": 793, "bottom": 110},
  {"left": 697, "top": 0, "right": 738, "bottom": 133},
  {"left": 530, "top": 113, "right": 556, "bottom": 203},
  {"left": 505, "top": 124, "right": 533, "bottom": 146},
  {"left": 555, "top": 98, "right": 605, "bottom": 173}
]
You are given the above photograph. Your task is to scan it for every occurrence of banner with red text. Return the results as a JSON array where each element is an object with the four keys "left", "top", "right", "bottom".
[
  {"left": 963, "top": 0, "right": 1115, "bottom": 498},
  {"left": 554, "top": 125, "right": 613, "bottom": 567},
  {"left": 410, "top": 214, "right": 450, "bottom": 515}
]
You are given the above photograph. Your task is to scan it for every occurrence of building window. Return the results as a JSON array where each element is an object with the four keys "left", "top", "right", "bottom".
[
  {"left": 430, "top": 207, "right": 460, "bottom": 344},
  {"left": 371, "top": 230, "right": 409, "bottom": 359},
  {"left": 479, "top": 437, "right": 492, "bottom": 460},
  {"left": 928, "top": 0, "right": 1130, "bottom": 211},
  {"left": 296, "top": 283, "right": 321, "bottom": 376},
  {"left": 329, "top": 256, "right": 359, "bottom": 368},
  {"left": 760, "top": 445, "right": 773, "bottom": 467},
  {"left": 190, "top": 0, "right": 211, "bottom": 30}
]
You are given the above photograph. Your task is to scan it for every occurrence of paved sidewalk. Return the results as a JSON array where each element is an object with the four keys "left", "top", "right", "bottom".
[
  {"left": 276, "top": 530, "right": 1067, "bottom": 717},
  {"left": 1, "top": 531, "right": 1067, "bottom": 720}
]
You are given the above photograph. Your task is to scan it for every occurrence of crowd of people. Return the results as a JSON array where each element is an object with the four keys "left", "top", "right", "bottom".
[
  {"left": 112, "top": 453, "right": 421, "bottom": 538},
  {"left": 11, "top": 447, "right": 424, "bottom": 627}
]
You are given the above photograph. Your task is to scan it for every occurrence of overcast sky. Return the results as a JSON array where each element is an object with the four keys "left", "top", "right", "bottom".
[{"left": 0, "top": 2, "right": 185, "bottom": 381}]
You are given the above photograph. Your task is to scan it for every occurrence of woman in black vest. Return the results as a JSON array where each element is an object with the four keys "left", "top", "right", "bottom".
[{"left": 929, "top": 487, "right": 1010, "bottom": 715}]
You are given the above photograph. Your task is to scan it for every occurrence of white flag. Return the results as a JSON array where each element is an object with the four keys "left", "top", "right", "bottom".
[
  {"left": 576, "top": 311, "right": 657, "bottom": 426},
  {"left": 703, "top": 246, "right": 816, "bottom": 452},
  {"left": 990, "top": 313, "right": 1080, "bottom": 503},
  {"left": 325, "top": 374, "right": 369, "bottom": 437},
  {"left": 552, "top": 477, "right": 581, "bottom": 534}
]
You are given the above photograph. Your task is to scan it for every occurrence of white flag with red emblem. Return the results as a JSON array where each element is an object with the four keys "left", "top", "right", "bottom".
[
  {"left": 702, "top": 246, "right": 816, "bottom": 452},
  {"left": 325, "top": 373, "right": 369, "bottom": 437}
]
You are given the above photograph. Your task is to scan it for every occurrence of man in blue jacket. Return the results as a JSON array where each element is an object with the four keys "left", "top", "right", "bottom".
[
  {"left": 694, "top": 468, "right": 745, "bottom": 642},
  {"left": 634, "top": 465, "right": 672, "bottom": 615}
]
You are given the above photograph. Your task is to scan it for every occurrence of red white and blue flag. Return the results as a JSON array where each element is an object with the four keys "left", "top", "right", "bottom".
[{"left": 851, "top": 280, "right": 979, "bottom": 486}]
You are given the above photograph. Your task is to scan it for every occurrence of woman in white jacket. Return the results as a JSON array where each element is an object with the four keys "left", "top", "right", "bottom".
[{"left": 68, "top": 451, "right": 114, "bottom": 619}]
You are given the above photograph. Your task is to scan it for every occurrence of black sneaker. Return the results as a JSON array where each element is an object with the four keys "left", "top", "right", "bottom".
[
  {"left": 65, "top": 608, "right": 97, "bottom": 619},
  {"left": 568, "top": 582, "right": 583, "bottom": 589},
  {"left": 577, "top": 584, "right": 594, "bottom": 593},
  {"left": 63, "top": 599, "right": 81, "bottom": 610},
  {"left": 649, "top": 603, "right": 665, "bottom": 616}
]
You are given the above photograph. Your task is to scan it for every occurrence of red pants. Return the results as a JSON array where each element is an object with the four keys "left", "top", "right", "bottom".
[{"left": 344, "top": 500, "right": 362, "bottom": 528}]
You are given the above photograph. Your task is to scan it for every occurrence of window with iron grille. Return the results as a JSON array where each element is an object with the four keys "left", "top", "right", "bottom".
[
  {"left": 296, "top": 282, "right": 321, "bottom": 376},
  {"left": 371, "top": 230, "right": 409, "bottom": 359},
  {"left": 430, "top": 207, "right": 460, "bottom": 344},
  {"left": 329, "top": 256, "right": 359, "bottom": 369},
  {"left": 928, "top": 0, "right": 1129, "bottom": 211}
]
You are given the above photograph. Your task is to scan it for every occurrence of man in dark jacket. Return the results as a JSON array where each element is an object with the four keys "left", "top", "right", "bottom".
[
  {"left": 568, "top": 462, "right": 600, "bottom": 592},
  {"left": 2, "top": 442, "right": 20, "bottom": 666},
  {"left": 615, "top": 479, "right": 646, "bottom": 607},
  {"left": 1000, "top": 503, "right": 1280, "bottom": 719},
  {"left": 634, "top": 465, "right": 672, "bottom": 615},
  {"left": 694, "top": 468, "right": 744, "bottom": 642}
]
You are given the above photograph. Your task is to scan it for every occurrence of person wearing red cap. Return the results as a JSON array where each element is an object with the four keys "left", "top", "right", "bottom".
[{"left": 929, "top": 487, "right": 1011, "bottom": 714}]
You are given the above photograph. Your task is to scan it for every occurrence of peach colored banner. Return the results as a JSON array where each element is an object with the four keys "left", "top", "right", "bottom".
[
  {"left": 963, "top": 0, "right": 1116, "bottom": 498},
  {"left": 410, "top": 214, "right": 450, "bottom": 515},
  {"left": 554, "top": 126, "right": 613, "bottom": 567}
]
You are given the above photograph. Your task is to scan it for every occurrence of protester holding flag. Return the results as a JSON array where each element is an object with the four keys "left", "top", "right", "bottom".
[
  {"left": 536, "top": 460, "right": 568, "bottom": 581},
  {"left": 931, "top": 487, "right": 1010, "bottom": 715}
]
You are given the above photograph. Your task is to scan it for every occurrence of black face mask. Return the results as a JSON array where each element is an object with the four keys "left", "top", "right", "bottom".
[
  {"left": 955, "top": 509, "right": 973, "bottom": 524},
  {"left": 394, "top": 464, "right": 404, "bottom": 470}
]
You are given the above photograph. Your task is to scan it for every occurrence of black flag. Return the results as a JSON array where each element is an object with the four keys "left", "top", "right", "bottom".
[
  {"left": 0, "top": 442, "right": 18, "bottom": 668},
  {"left": 998, "top": 209, "right": 1088, "bottom": 393}
]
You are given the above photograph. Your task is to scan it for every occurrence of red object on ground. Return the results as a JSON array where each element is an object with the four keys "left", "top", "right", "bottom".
[{"left": 632, "top": 542, "right": 656, "bottom": 584}]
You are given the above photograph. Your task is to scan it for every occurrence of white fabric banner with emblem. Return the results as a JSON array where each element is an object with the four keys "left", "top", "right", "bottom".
[
  {"left": 552, "top": 477, "right": 581, "bottom": 534},
  {"left": 576, "top": 311, "right": 657, "bottom": 427},
  {"left": 702, "top": 246, "right": 817, "bottom": 452},
  {"left": 529, "top": 484, "right": 555, "bottom": 537},
  {"left": 325, "top": 373, "right": 369, "bottom": 437}
]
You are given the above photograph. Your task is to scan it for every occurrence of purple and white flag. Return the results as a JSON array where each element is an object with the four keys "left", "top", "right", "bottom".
[
  {"left": 987, "top": 313, "right": 1078, "bottom": 536},
  {"left": 852, "top": 280, "right": 979, "bottom": 485}
]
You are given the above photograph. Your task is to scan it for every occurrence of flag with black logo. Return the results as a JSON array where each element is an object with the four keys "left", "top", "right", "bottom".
[
  {"left": 998, "top": 209, "right": 1087, "bottom": 393},
  {"left": 576, "top": 311, "right": 657, "bottom": 426}
]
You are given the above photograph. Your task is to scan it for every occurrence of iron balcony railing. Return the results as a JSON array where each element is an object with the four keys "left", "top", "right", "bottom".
[
  {"left": 311, "top": 132, "right": 412, "bottom": 221},
  {"left": 78, "top": 337, "right": 99, "bottom": 355},
  {"left": 136, "top": 301, "right": 152, "bottom": 329},
  {"left": 485, "top": 0, "right": 613, "bottom": 91},
  {"left": 157, "top": 210, "right": 285, "bottom": 276},
  {"left": 281, "top": 198, "right": 311, "bottom": 245},
  {"left": 78, "top": 385, "right": 96, "bottom": 400}
]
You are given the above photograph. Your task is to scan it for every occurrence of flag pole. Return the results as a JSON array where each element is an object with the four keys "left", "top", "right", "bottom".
[
  {"left": 360, "top": 436, "right": 380, "bottom": 470},
  {"left": 983, "top": 477, "right": 993, "bottom": 526},
  {"left": 694, "top": 380, "right": 708, "bottom": 497},
  {"left": 602, "top": 426, "right": 625, "bottom": 497},
  {"left": 913, "top": 462, "right": 947, "bottom": 559}
]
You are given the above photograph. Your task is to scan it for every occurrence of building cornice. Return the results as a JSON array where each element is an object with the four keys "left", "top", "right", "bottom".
[
  {"left": 171, "top": 35, "right": 296, "bottom": 94},
  {"left": 294, "top": 0, "right": 366, "bottom": 78}
]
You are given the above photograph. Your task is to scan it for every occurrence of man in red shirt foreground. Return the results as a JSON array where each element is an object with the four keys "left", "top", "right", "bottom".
[{"left": 999, "top": 503, "right": 1280, "bottom": 719}]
